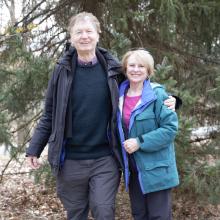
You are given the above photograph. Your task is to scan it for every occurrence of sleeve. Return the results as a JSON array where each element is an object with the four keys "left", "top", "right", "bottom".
[
  {"left": 26, "top": 65, "right": 60, "bottom": 157},
  {"left": 137, "top": 87, "right": 178, "bottom": 152},
  {"left": 172, "top": 95, "right": 182, "bottom": 110}
]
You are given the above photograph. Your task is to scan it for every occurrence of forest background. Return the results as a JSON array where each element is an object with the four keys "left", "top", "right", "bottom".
[{"left": 0, "top": 0, "right": 220, "bottom": 219}]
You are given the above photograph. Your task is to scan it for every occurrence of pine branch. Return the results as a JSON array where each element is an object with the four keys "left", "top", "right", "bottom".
[
  {"left": 0, "top": 122, "right": 34, "bottom": 183},
  {"left": 132, "top": 24, "right": 144, "bottom": 47},
  {"left": 10, "top": 110, "right": 42, "bottom": 134}
]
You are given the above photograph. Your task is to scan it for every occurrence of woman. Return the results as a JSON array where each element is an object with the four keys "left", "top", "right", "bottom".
[{"left": 117, "top": 49, "right": 179, "bottom": 220}]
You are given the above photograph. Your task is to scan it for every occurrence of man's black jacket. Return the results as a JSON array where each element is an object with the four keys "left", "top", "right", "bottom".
[{"left": 26, "top": 46, "right": 125, "bottom": 175}]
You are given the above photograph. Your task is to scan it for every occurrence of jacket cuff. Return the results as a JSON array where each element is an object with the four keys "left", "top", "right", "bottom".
[
  {"left": 25, "top": 147, "right": 41, "bottom": 158},
  {"left": 138, "top": 135, "right": 144, "bottom": 144},
  {"left": 136, "top": 137, "right": 144, "bottom": 151}
]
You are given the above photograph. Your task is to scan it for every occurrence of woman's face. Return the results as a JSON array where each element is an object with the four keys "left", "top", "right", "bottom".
[
  {"left": 70, "top": 19, "right": 99, "bottom": 55},
  {"left": 126, "top": 55, "right": 148, "bottom": 84}
]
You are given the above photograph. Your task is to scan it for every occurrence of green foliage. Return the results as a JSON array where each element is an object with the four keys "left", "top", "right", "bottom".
[
  {"left": 1, "top": 35, "right": 51, "bottom": 112},
  {"left": 180, "top": 161, "right": 220, "bottom": 204},
  {"left": 154, "top": 56, "right": 177, "bottom": 89},
  {"left": 0, "top": 112, "right": 10, "bottom": 145},
  {"left": 31, "top": 161, "right": 56, "bottom": 188},
  {"left": 0, "top": 29, "right": 53, "bottom": 150}
]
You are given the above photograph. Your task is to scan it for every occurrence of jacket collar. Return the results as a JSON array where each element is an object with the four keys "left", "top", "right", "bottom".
[
  {"left": 119, "top": 79, "right": 157, "bottom": 114},
  {"left": 57, "top": 45, "right": 122, "bottom": 75},
  {"left": 57, "top": 46, "right": 76, "bottom": 71}
]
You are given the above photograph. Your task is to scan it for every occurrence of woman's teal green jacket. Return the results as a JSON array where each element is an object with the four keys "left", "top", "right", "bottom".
[{"left": 117, "top": 79, "right": 179, "bottom": 194}]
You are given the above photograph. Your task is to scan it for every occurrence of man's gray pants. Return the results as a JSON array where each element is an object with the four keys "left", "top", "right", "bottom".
[{"left": 56, "top": 155, "right": 120, "bottom": 220}]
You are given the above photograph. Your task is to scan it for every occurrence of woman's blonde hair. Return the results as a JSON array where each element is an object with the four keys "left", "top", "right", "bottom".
[
  {"left": 122, "top": 49, "right": 155, "bottom": 77},
  {"left": 68, "top": 11, "right": 101, "bottom": 34}
]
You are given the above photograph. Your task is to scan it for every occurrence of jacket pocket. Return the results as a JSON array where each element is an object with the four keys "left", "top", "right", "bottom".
[
  {"left": 143, "top": 161, "right": 170, "bottom": 184},
  {"left": 144, "top": 161, "right": 170, "bottom": 170},
  {"left": 134, "top": 111, "right": 157, "bottom": 135},
  {"left": 47, "top": 132, "right": 57, "bottom": 166},
  {"left": 140, "top": 161, "right": 178, "bottom": 193}
]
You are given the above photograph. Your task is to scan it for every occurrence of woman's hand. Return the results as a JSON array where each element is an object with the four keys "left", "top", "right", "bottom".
[{"left": 123, "top": 138, "right": 140, "bottom": 154}]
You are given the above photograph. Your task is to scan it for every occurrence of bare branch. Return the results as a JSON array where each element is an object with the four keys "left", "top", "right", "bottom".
[
  {"left": 10, "top": 110, "right": 42, "bottom": 133},
  {"left": 14, "top": 0, "right": 46, "bottom": 27},
  {"left": 2, "top": 171, "right": 31, "bottom": 175},
  {"left": 32, "top": 30, "right": 66, "bottom": 52}
]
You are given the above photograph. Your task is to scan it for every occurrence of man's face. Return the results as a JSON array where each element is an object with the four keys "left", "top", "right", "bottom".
[{"left": 70, "top": 19, "right": 99, "bottom": 55}]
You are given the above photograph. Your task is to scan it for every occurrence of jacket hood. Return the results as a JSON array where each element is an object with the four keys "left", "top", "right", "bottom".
[{"left": 57, "top": 46, "right": 76, "bottom": 71}]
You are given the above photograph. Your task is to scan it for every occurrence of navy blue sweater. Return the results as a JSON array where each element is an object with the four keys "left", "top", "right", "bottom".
[{"left": 65, "top": 61, "right": 112, "bottom": 159}]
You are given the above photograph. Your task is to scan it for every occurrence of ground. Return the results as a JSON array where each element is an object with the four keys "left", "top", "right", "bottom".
[{"left": 0, "top": 156, "right": 220, "bottom": 220}]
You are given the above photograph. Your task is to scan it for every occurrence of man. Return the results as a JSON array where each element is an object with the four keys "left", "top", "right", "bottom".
[{"left": 26, "top": 12, "right": 177, "bottom": 220}]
